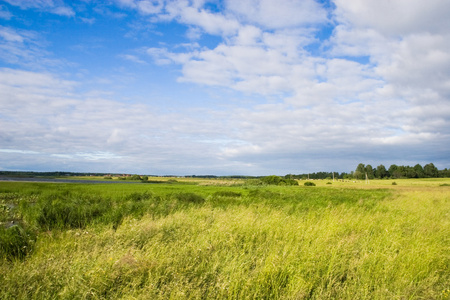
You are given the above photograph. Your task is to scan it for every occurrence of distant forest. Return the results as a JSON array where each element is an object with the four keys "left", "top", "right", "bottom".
[
  {"left": 287, "top": 163, "right": 450, "bottom": 180},
  {"left": 0, "top": 171, "right": 112, "bottom": 178},
  {"left": 1, "top": 162, "right": 449, "bottom": 180}
]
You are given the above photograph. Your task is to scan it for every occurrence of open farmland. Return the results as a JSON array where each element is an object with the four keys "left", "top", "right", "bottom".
[{"left": 0, "top": 179, "right": 449, "bottom": 299}]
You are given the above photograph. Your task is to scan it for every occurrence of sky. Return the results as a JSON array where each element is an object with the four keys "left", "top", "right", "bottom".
[{"left": 0, "top": 0, "right": 449, "bottom": 176}]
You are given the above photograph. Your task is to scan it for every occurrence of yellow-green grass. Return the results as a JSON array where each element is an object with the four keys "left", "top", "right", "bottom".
[
  {"left": 302, "top": 177, "right": 450, "bottom": 188},
  {"left": 0, "top": 180, "right": 449, "bottom": 299}
]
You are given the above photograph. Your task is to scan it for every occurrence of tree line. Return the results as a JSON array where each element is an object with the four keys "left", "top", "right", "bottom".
[
  {"left": 352, "top": 163, "right": 450, "bottom": 179},
  {"left": 285, "top": 163, "right": 449, "bottom": 180}
]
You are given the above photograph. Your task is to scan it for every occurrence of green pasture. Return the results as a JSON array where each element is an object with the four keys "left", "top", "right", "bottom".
[{"left": 0, "top": 179, "right": 449, "bottom": 299}]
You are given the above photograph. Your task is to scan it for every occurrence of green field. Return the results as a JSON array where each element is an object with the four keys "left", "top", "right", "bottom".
[{"left": 0, "top": 179, "right": 449, "bottom": 299}]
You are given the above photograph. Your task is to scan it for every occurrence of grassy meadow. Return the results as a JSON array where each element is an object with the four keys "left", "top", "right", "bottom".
[{"left": 0, "top": 178, "right": 449, "bottom": 299}]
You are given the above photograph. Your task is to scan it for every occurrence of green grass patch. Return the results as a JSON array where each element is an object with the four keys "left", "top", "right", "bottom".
[{"left": 0, "top": 180, "right": 448, "bottom": 299}]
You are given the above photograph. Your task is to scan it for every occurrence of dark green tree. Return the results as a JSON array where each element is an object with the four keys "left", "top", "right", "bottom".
[
  {"left": 389, "top": 164, "right": 402, "bottom": 178},
  {"left": 413, "top": 164, "right": 424, "bottom": 178},
  {"left": 375, "top": 164, "right": 388, "bottom": 178},
  {"left": 424, "top": 163, "right": 438, "bottom": 178},
  {"left": 354, "top": 163, "right": 365, "bottom": 180},
  {"left": 439, "top": 168, "right": 450, "bottom": 177}
]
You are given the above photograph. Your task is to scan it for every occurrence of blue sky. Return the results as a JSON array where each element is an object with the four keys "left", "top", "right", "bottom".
[{"left": 0, "top": 0, "right": 449, "bottom": 175}]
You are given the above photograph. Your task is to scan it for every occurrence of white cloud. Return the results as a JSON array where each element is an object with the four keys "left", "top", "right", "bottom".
[
  {"left": 116, "top": 0, "right": 164, "bottom": 14},
  {"left": 333, "top": 0, "right": 450, "bottom": 36},
  {"left": 0, "top": 26, "right": 64, "bottom": 68},
  {"left": 376, "top": 33, "right": 450, "bottom": 93},
  {"left": 0, "top": 67, "right": 241, "bottom": 174},
  {"left": 0, "top": 5, "right": 12, "bottom": 20},
  {"left": 139, "top": 0, "right": 450, "bottom": 173},
  {"left": 119, "top": 54, "right": 147, "bottom": 64},
  {"left": 51, "top": 5, "right": 75, "bottom": 17},
  {"left": 3, "top": 0, "right": 75, "bottom": 16},
  {"left": 0, "top": 26, "right": 25, "bottom": 43},
  {"left": 163, "top": 1, "right": 240, "bottom": 36},
  {"left": 0, "top": 149, "right": 39, "bottom": 155},
  {"left": 225, "top": 0, "right": 328, "bottom": 29}
]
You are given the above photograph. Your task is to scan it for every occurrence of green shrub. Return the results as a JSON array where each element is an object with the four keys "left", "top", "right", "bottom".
[
  {"left": 245, "top": 179, "right": 265, "bottom": 186},
  {"left": 33, "top": 198, "right": 106, "bottom": 230},
  {"left": 126, "top": 192, "right": 153, "bottom": 202},
  {"left": 174, "top": 193, "right": 205, "bottom": 204},
  {"left": 0, "top": 224, "right": 35, "bottom": 260},
  {"left": 392, "top": 181, "right": 397, "bottom": 185},
  {"left": 213, "top": 191, "right": 242, "bottom": 198},
  {"left": 19, "top": 192, "right": 109, "bottom": 230},
  {"left": 261, "top": 176, "right": 299, "bottom": 186},
  {"left": 304, "top": 181, "right": 316, "bottom": 186}
]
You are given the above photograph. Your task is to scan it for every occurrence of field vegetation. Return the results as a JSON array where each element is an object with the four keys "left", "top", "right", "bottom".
[{"left": 0, "top": 178, "right": 449, "bottom": 299}]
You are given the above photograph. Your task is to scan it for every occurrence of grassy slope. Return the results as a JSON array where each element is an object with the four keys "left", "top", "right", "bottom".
[{"left": 0, "top": 180, "right": 449, "bottom": 299}]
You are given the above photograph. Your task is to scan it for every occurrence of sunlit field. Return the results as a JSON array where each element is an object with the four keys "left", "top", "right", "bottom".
[{"left": 1, "top": 178, "right": 449, "bottom": 299}]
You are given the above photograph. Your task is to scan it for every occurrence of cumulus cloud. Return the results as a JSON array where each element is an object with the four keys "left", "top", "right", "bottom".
[
  {"left": 163, "top": 1, "right": 240, "bottom": 36},
  {"left": 225, "top": 0, "right": 328, "bottom": 29},
  {"left": 0, "top": 66, "right": 243, "bottom": 174},
  {"left": 138, "top": 0, "right": 450, "bottom": 172},
  {"left": 1, "top": 0, "right": 449, "bottom": 174},
  {"left": 333, "top": 0, "right": 450, "bottom": 36}
]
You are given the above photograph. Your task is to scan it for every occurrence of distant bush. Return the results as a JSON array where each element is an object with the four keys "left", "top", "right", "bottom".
[
  {"left": 261, "top": 175, "right": 299, "bottom": 186},
  {"left": 326, "top": 182, "right": 332, "bottom": 185},
  {"left": 304, "top": 181, "right": 316, "bottom": 186},
  {"left": 392, "top": 182, "right": 397, "bottom": 185},
  {"left": 103, "top": 176, "right": 112, "bottom": 179}
]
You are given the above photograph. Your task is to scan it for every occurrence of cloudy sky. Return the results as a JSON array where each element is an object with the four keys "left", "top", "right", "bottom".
[{"left": 0, "top": 0, "right": 449, "bottom": 175}]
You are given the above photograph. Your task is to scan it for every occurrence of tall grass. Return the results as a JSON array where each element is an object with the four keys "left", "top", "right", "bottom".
[{"left": 0, "top": 181, "right": 448, "bottom": 299}]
